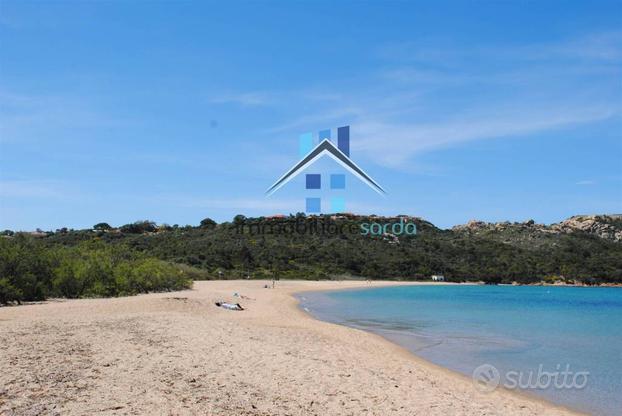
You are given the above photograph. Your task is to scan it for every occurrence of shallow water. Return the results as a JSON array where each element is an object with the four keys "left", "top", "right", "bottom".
[{"left": 298, "top": 285, "right": 622, "bottom": 416}]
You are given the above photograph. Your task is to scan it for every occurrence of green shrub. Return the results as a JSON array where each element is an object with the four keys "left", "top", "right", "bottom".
[
  {"left": 174, "top": 263, "right": 212, "bottom": 280},
  {"left": 0, "top": 278, "right": 22, "bottom": 304},
  {"left": 0, "top": 236, "right": 193, "bottom": 304}
]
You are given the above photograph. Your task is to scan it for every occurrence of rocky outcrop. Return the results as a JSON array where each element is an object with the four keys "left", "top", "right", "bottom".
[
  {"left": 551, "top": 215, "right": 622, "bottom": 242},
  {"left": 452, "top": 214, "right": 622, "bottom": 243}
]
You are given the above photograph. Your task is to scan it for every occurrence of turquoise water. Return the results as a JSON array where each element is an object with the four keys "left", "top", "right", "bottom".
[{"left": 298, "top": 285, "right": 622, "bottom": 416}]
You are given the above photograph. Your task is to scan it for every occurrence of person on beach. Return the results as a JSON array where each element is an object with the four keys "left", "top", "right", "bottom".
[{"left": 215, "top": 302, "right": 244, "bottom": 311}]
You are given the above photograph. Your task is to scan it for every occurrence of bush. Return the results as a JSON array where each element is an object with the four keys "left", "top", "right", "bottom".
[
  {"left": 200, "top": 218, "right": 217, "bottom": 229},
  {"left": 118, "top": 258, "right": 190, "bottom": 294},
  {"left": 120, "top": 220, "right": 157, "bottom": 234},
  {"left": 0, "top": 236, "right": 194, "bottom": 304},
  {"left": 173, "top": 263, "right": 212, "bottom": 280},
  {"left": 93, "top": 222, "right": 112, "bottom": 231},
  {"left": 0, "top": 278, "right": 22, "bottom": 304}
]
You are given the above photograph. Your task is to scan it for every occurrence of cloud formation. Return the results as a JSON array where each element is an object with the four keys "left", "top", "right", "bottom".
[{"left": 262, "top": 31, "right": 622, "bottom": 169}]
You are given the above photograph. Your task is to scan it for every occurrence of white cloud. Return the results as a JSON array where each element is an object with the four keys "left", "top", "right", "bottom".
[
  {"left": 209, "top": 92, "right": 273, "bottom": 107},
  {"left": 0, "top": 180, "right": 67, "bottom": 198},
  {"left": 526, "top": 31, "right": 622, "bottom": 61},
  {"left": 375, "top": 31, "right": 622, "bottom": 64},
  {"left": 266, "top": 106, "right": 362, "bottom": 133},
  {"left": 353, "top": 103, "right": 618, "bottom": 167},
  {"left": 0, "top": 90, "right": 130, "bottom": 144},
  {"left": 264, "top": 31, "right": 622, "bottom": 169},
  {"left": 152, "top": 194, "right": 300, "bottom": 212},
  {"left": 210, "top": 88, "right": 345, "bottom": 110}
]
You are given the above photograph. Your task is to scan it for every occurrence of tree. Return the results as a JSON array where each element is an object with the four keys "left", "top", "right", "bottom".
[
  {"left": 200, "top": 218, "right": 217, "bottom": 229},
  {"left": 159, "top": 223, "right": 173, "bottom": 232},
  {"left": 120, "top": 220, "right": 156, "bottom": 234},
  {"left": 233, "top": 215, "right": 247, "bottom": 226},
  {"left": 94, "top": 222, "right": 112, "bottom": 231}
]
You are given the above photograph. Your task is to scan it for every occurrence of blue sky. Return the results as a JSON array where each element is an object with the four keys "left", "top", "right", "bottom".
[{"left": 1, "top": 0, "right": 621, "bottom": 230}]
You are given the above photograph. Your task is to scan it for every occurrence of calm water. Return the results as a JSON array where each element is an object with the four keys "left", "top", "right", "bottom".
[{"left": 298, "top": 285, "right": 622, "bottom": 416}]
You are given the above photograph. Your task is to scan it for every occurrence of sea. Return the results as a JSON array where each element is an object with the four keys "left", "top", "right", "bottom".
[{"left": 297, "top": 285, "right": 622, "bottom": 416}]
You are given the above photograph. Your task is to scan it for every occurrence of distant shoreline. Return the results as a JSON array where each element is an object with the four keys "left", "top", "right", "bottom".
[{"left": 2, "top": 278, "right": 620, "bottom": 308}]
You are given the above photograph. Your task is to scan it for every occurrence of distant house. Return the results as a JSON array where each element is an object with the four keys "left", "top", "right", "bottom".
[
  {"left": 382, "top": 232, "right": 400, "bottom": 244},
  {"left": 431, "top": 275, "right": 445, "bottom": 282},
  {"left": 330, "top": 213, "right": 355, "bottom": 220}
]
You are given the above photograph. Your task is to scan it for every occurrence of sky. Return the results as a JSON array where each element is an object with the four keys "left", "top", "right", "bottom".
[{"left": 1, "top": 0, "right": 621, "bottom": 231}]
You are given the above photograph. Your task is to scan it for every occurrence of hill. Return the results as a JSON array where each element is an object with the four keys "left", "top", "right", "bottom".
[{"left": 2, "top": 214, "right": 618, "bottom": 298}]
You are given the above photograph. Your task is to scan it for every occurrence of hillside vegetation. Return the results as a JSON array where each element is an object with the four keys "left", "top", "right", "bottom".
[{"left": 1, "top": 213, "right": 620, "bottom": 304}]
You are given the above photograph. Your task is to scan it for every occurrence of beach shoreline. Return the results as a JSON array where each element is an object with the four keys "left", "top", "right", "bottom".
[
  {"left": 0, "top": 280, "right": 583, "bottom": 415},
  {"left": 291, "top": 281, "right": 589, "bottom": 415}
]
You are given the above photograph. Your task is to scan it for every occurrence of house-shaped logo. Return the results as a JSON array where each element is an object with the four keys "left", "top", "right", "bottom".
[{"left": 266, "top": 126, "right": 385, "bottom": 213}]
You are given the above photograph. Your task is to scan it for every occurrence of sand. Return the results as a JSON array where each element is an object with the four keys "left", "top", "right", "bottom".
[{"left": 0, "top": 280, "right": 581, "bottom": 416}]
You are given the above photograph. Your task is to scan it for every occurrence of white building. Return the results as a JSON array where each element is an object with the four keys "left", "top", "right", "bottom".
[{"left": 431, "top": 275, "right": 445, "bottom": 282}]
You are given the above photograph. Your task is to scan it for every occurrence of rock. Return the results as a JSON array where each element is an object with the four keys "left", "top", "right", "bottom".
[
  {"left": 551, "top": 215, "right": 622, "bottom": 242},
  {"left": 451, "top": 214, "right": 622, "bottom": 242}
]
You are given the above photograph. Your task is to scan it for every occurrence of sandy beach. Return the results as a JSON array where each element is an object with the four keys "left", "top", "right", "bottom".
[{"left": 0, "top": 280, "right": 580, "bottom": 415}]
